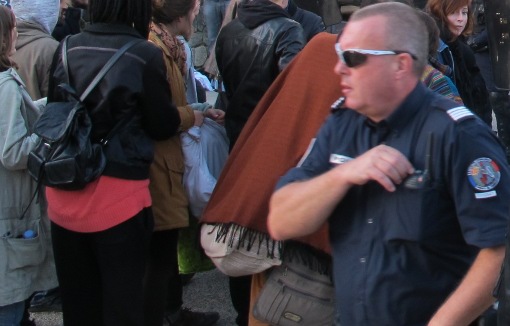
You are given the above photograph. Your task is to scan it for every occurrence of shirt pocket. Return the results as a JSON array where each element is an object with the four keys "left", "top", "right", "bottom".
[{"left": 385, "top": 184, "right": 449, "bottom": 242}]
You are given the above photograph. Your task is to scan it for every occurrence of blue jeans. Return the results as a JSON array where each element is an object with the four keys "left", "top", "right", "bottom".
[
  {"left": 203, "top": 0, "right": 231, "bottom": 51},
  {"left": 0, "top": 301, "right": 24, "bottom": 326}
]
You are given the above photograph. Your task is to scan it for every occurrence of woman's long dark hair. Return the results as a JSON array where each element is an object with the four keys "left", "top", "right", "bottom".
[
  {"left": 88, "top": 0, "right": 152, "bottom": 38},
  {"left": 0, "top": 5, "right": 16, "bottom": 71}
]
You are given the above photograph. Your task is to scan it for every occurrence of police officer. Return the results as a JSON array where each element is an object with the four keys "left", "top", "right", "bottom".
[{"left": 268, "top": 3, "right": 510, "bottom": 325}]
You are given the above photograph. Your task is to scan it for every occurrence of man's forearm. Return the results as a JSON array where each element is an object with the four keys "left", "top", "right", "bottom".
[
  {"left": 428, "top": 246, "right": 505, "bottom": 326},
  {"left": 267, "top": 166, "right": 351, "bottom": 241}
]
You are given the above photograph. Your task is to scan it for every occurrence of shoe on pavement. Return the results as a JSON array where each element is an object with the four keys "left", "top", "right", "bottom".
[
  {"left": 29, "top": 288, "right": 62, "bottom": 313},
  {"left": 165, "top": 307, "right": 219, "bottom": 326}
]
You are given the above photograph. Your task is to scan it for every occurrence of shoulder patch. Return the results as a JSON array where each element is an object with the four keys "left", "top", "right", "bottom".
[
  {"left": 467, "top": 157, "right": 501, "bottom": 192},
  {"left": 446, "top": 106, "right": 474, "bottom": 121}
]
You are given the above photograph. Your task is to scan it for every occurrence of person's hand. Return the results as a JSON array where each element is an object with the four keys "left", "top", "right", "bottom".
[
  {"left": 204, "top": 108, "right": 225, "bottom": 125},
  {"left": 193, "top": 110, "right": 204, "bottom": 126},
  {"left": 339, "top": 144, "right": 414, "bottom": 192},
  {"left": 189, "top": 102, "right": 212, "bottom": 112}
]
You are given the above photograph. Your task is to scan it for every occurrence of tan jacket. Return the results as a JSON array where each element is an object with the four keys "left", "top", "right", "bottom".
[
  {"left": 11, "top": 20, "right": 59, "bottom": 100},
  {"left": 149, "top": 32, "right": 195, "bottom": 231}
]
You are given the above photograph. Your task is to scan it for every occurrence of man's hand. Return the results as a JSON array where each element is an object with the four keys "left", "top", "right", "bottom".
[{"left": 340, "top": 144, "right": 415, "bottom": 191}]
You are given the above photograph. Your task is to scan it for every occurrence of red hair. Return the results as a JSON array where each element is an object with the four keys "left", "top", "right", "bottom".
[{"left": 426, "top": 0, "right": 473, "bottom": 41}]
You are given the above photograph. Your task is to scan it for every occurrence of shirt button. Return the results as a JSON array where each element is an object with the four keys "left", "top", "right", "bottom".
[
  {"left": 367, "top": 218, "right": 374, "bottom": 224},
  {"left": 360, "top": 257, "right": 366, "bottom": 263}
]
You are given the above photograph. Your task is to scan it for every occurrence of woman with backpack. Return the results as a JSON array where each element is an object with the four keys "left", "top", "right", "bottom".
[
  {"left": 45, "top": 0, "right": 181, "bottom": 325},
  {"left": 0, "top": 5, "right": 57, "bottom": 325}
]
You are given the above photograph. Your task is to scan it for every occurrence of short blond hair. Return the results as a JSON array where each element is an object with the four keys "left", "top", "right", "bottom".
[{"left": 350, "top": 2, "right": 428, "bottom": 76}]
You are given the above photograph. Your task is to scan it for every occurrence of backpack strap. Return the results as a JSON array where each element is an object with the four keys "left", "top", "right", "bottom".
[
  {"left": 59, "top": 38, "right": 143, "bottom": 146},
  {"left": 61, "top": 36, "right": 71, "bottom": 85},
  {"left": 79, "top": 39, "right": 143, "bottom": 102},
  {"left": 60, "top": 36, "right": 143, "bottom": 102}
]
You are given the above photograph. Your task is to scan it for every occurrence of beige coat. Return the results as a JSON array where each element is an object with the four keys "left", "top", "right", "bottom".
[
  {"left": 149, "top": 32, "right": 195, "bottom": 231},
  {"left": 11, "top": 20, "right": 59, "bottom": 100},
  {"left": 0, "top": 69, "right": 57, "bottom": 305}
]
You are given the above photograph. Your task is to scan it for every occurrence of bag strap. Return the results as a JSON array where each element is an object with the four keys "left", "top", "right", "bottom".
[
  {"left": 99, "top": 111, "right": 136, "bottom": 146},
  {"left": 80, "top": 39, "right": 142, "bottom": 102},
  {"left": 18, "top": 185, "right": 40, "bottom": 220},
  {"left": 59, "top": 37, "right": 143, "bottom": 145},
  {"left": 61, "top": 36, "right": 143, "bottom": 102},
  {"left": 61, "top": 35, "right": 71, "bottom": 85}
]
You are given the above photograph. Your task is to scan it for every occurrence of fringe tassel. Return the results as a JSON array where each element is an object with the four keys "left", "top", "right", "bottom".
[
  {"left": 204, "top": 223, "right": 332, "bottom": 276},
  {"left": 206, "top": 223, "right": 283, "bottom": 259},
  {"left": 283, "top": 241, "right": 333, "bottom": 277}
]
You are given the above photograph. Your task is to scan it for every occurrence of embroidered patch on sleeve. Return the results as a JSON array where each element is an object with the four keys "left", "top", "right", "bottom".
[
  {"left": 475, "top": 191, "right": 497, "bottom": 199},
  {"left": 467, "top": 157, "right": 501, "bottom": 192},
  {"left": 329, "top": 154, "right": 353, "bottom": 165},
  {"left": 447, "top": 106, "right": 474, "bottom": 121}
]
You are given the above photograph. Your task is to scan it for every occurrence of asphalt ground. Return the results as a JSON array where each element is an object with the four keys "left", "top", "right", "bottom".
[{"left": 31, "top": 268, "right": 238, "bottom": 326}]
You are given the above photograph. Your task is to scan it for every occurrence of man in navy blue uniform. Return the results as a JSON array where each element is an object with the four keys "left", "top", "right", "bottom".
[{"left": 267, "top": 3, "right": 510, "bottom": 326}]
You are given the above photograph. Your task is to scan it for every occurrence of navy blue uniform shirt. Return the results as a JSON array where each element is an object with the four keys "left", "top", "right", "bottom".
[{"left": 276, "top": 83, "right": 510, "bottom": 326}]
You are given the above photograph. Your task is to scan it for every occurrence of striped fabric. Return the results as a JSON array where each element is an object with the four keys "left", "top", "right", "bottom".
[{"left": 421, "top": 64, "right": 463, "bottom": 104}]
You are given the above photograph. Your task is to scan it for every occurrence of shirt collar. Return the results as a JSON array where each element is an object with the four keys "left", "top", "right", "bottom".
[
  {"left": 84, "top": 23, "right": 143, "bottom": 38},
  {"left": 368, "top": 82, "right": 428, "bottom": 134}
]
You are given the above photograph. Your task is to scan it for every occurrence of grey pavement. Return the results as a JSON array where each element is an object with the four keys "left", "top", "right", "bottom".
[{"left": 31, "top": 268, "right": 237, "bottom": 325}]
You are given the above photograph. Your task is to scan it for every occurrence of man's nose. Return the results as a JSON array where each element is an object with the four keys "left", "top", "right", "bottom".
[{"left": 334, "top": 60, "right": 349, "bottom": 75}]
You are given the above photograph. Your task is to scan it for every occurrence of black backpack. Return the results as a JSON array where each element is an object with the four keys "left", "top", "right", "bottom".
[{"left": 27, "top": 37, "right": 141, "bottom": 190}]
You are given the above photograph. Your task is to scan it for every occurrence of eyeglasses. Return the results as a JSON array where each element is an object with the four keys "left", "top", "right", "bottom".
[{"left": 335, "top": 43, "right": 418, "bottom": 68}]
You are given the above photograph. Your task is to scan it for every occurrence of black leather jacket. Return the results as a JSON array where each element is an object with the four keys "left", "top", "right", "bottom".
[
  {"left": 48, "top": 23, "right": 180, "bottom": 180},
  {"left": 216, "top": 0, "right": 305, "bottom": 147}
]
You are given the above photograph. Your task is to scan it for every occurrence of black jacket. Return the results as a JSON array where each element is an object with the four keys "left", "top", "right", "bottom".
[
  {"left": 436, "top": 22, "right": 491, "bottom": 125},
  {"left": 287, "top": 0, "right": 325, "bottom": 42},
  {"left": 48, "top": 23, "right": 180, "bottom": 180},
  {"left": 216, "top": 0, "right": 305, "bottom": 148}
]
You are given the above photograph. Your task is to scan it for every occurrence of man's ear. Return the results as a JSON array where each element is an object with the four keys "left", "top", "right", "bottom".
[{"left": 394, "top": 53, "right": 414, "bottom": 79}]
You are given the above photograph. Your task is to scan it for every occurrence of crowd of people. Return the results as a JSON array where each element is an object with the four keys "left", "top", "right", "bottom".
[{"left": 1, "top": 0, "right": 510, "bottom": 326}]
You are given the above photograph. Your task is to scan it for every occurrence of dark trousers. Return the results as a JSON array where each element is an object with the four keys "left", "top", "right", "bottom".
[
  {"left": 51, "top": 208, "right": 153, "bottom": 326},
  {"left": 143, "top": 229, "right": 182, "bottom": 326},
  {"left": 229, "top": 275, "right": 251, "bottom": 326}
]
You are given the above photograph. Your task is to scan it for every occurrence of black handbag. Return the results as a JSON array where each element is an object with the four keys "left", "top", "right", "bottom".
[{"left": 27, "top": 37, "right": 141, "bottom": 190}]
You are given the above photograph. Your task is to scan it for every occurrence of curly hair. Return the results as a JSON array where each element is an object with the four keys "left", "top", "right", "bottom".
[{"left": 0, "top": 5, "right": 16, "bottom": 71}]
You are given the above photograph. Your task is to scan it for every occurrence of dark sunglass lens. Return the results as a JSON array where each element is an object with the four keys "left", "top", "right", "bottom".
[{"left": 344, "top": 51, "right": 367, "bottom": 68}]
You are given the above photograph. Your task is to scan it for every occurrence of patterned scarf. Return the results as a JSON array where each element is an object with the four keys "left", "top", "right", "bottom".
[{"left": 150, "top": 22, "right": 187, "bottom": 78}]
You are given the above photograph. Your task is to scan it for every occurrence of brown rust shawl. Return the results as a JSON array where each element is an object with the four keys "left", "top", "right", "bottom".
[{"left": 201, "top": 33, "right": 342, "bottom": 255}]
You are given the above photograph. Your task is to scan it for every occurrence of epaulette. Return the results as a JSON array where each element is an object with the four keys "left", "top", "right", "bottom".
[
  {"left": 446, "top": 106, "right": 475, "bottom": 122},
  {"left": 330, "top": 96, "right": 345, "bottom": 112},
  {"left": 432, "top": 96, "right": 475, "bottom": 123}
]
